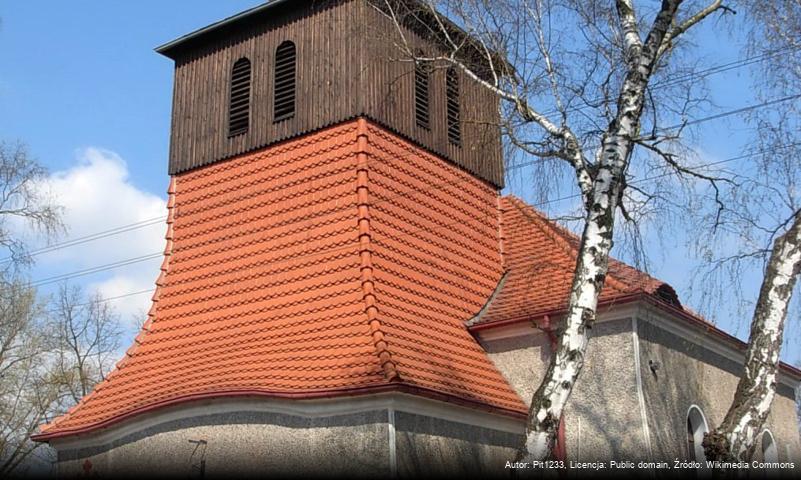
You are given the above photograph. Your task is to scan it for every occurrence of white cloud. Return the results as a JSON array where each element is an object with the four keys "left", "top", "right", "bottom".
[{"left": 34, "top": 148, "right": 167, "bottom": 328}]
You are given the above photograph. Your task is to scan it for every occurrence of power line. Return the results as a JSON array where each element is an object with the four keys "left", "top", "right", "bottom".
[
  {"left": 26, "top": 75, "right": 801, "bottom": 289},
  {"left": 21, "top": 154, "right": 544, "bottom": 263},
  {"left": 659, "top": 93, "right": 801, "bottom": 133},
  {"left": 30, "top": 97, "right": 801, "bottom": 291},
  {"left": 528, "top": 141, "right": 801, "bottom": 208},
  {"left": 45, "top": 288, "right": 158, "bottom": 315},
  {"left": 31, "top": 253, "right": 163, "bottom": 288},
  {"left": 652, "top": 48, "right": 797, "bottom": 90},
  {"left": 3, "top": 216, "right": 167, "bottom": 264},
  {"left": 13, "top": 48, "right": 793, "bottom": 261},
  {"left": 89, "top": 288, "right": 157, "bottom": 305},
  {"left": 33, "top": 140, "right": 800, "bottom": 304},
  {"left": 541, "top": 46, "right": 800, "bottom": 118},
  {"left": 20, "top": 50, "right": 794, "bottom": 263}
]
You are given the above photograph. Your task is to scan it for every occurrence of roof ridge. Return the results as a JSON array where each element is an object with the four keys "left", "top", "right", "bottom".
[
  {"left": 357, "top": 119, "right": 399, "bottom": 381},
  {"left": 501, "top": 195, "right": 632, "bottom": 294}
]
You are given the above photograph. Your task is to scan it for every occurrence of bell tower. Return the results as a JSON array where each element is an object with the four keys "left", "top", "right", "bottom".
[
  {"left": 34, "top": 2, "right": 524, "bottom": 476},
  {"left": 156, "top": 0, "right": 504, "bottom": 186}
]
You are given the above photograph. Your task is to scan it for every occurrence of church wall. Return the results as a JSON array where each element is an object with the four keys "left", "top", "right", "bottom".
[
  {"left": 51, "top": 396, "right": 525, "bottom": 478},
  {"left": 636, "top": 315, "right": 801, "bottom": 466},
  {"left": 480, "top": 317, "right": 651, "bottom": 462},
  {"left": 55, "top": 410, "right": 391, "bottom": 478},
  {"left": 394, "top": 411, "right": 519, "bottom": 477}
]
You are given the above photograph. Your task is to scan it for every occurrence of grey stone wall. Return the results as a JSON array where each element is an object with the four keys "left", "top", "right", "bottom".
[
  {"left": 394, "top": 411, "right": 520, "bottom": 478},
  {"left": 481, "top": 313, "right": 801, "bottom": 467},
  {"left": 49, "top": 312, "right": 801, "bottom": 477},
  {"left": 637, "top": 317, "right": 801, "bottom": 465},
  {"left": 57, "top": 410, "right": 391, "bottom": 478},
  {"left": 482, "top": 318, "right": 650, "bottom": 462},
  {"left": 53, "top": 405, "right": 521, "bottom": 478}
]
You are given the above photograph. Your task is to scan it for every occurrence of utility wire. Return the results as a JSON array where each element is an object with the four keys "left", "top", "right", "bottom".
[
  {"left": 31, "top": 253, "right": 163, "bottom": 288},
  {"left": 14, "top": 48, "right": 793, "bottom": 260},
  {"left": 19, "top": 49, "right": 794, "bottom": 264},
  {"left": 30, "top": 140, "right": 797, "bottom": 295},
  {"left": 659, "top": 93, "right": 801, "bottom": 133},
  {"left": 48, "top": 288, "right": 158, "bottom": 313},
  {"left": 26, "top": 58, "right": 801, "bottom": 289},
  {"left": 527, "top": 141, "right": 801, "bottom": 209},
  {"left": 2, "top": 216, "right": 167, "bottom": 264},
  {"left": 540, "top": 46, "right": 800, "bottom": 118}
]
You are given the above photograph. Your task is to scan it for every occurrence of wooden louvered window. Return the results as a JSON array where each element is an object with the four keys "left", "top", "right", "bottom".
[
  {"left": 445, "top": 67, "right": 461, "bottom": 146},
  {"left": 228, "top": 57, "right": 251, "bottom": 137},
  {"left": 274, "top": 41, "right": 297, "bottom": 122},
  {"left": 414, "top": 62, "right": 430, "bottom": 130}
]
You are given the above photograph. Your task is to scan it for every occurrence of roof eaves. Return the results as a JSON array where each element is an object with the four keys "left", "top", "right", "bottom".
[
  {"left": 468, "top": 292, "right": 801, "bottom": 382},
  {"left": 155, "top": 0, "right": 296, "bottom": 59},
  {"left": 32, "top": 383, "right": 527, "bottom": 442}
]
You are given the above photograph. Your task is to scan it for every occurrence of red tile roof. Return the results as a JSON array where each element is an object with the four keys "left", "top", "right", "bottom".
[
  {"left": 473, "top": 196, "right": 673, "bottom": 327},
  {"left": 34, "top": 121, "right": 801, "bottom": 441},
  {"left": 35, "top": 119, "right": 525, "bottom": 440}
]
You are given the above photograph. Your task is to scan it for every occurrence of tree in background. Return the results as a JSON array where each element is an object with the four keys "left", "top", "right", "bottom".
[
  {"left": 0, "top": 142, "right": 123, "bottom": 477},
  {"left": 377, "top": 0, "right": 735, "bottom": 460},
  {"left": 51, "top": 284, "right": 122, "bottom": 406},
  {"left": 0, "top": 282, "right": 56, "bottom": 476},
  {"left": 0, "top": 143, "right": 60, "bottom": 273},
  {"left": 0, "top": 142, "right": 62, "bottom": 475},
  {"left": 700, "top": 0, "right": 801, "bottom": 462}
]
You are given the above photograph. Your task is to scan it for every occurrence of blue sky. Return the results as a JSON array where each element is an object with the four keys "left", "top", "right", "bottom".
[{"left": 0, "top": 2, "right": 798, "bottom": 365}]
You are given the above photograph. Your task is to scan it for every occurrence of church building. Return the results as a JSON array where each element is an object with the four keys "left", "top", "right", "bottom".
[{"left": 33, "top": 0, "right": 801, "bottom": 477}]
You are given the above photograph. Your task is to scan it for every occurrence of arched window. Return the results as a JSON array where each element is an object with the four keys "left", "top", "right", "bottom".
[
  {"left": 274, "top": 41, "right": 297, "bottom": 122},
  {"left": 228, "top": 57, "right": 251, "bottom": 137},
  {"left": 762, "top": 430, "right": 778, "bottom": 462},
  {"left": 687, "top": 406, "right": 709, "bottom": 462},
  {"left": 414, "top": 61, "right": 430, "bottom": 130},
  {"left": 445, "top": 67, "right": 461, "bottom": 145}
]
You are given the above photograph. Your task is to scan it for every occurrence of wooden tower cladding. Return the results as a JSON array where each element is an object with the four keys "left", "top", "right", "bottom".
[{"left": 157, "top": 0, "right": 504, "bottom": 187}]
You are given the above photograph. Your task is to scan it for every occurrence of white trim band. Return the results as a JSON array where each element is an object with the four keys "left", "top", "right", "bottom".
[{"left": 49, "top": 392, "right": 525, "bottom": 451}]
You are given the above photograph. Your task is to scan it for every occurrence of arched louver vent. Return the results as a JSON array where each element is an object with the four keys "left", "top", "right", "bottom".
[
  {"left": 274, "top": 41, "right": 297, "bottom": 122},
  {"left": 445, "top": 68, "right": 461, "bottom": 145},
  {"left": 414, "top": 61, "right": 430, "bottom": 130},
  {"left": 228, "top": 57, "right": 251, "bottom": 137}
]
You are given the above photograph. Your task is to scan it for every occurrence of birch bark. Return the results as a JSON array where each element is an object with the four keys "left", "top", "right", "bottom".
[
  {"left": 704, "top": 211, "right": 801, "bottom": 461},
  {"left": 375, "top": 0, "right": 732, "bottom": 462},
  {"left": 517, "top": 0, "right": 685, "bottom": 460}
]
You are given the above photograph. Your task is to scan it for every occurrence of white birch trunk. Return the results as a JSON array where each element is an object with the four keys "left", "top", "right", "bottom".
[
  {"left": 517, "top": 0, "right": 684, "bottom": 461},
  {"left": 704, "top": 211, "right": 801, "bottom": 461}
]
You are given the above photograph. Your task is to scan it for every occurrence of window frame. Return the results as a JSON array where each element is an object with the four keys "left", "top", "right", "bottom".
[
  {"left": 273, "top": 40, "right": 297, "bottom": 123},
  {"left": 414, "top": 60, "right": 431, "bottom": 130},
  {"left": 445, "top": 67, "right": 461, "bottom": 146},
  {"left": 686, "top": 405, "right": 709, "bottom": 464},
  {"left": 228, "top": 57, "right": 252, "bottom": 137},
  {"left": 761, "top": 430, "right": 778, "bottom": 462}
]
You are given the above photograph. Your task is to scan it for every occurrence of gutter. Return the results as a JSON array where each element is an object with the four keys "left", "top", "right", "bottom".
[{"left": 468, "top": 293, "right": 644, "bottom": 333}]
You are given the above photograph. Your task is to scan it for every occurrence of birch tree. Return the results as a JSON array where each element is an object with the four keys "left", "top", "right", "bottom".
[
  {"left": 699, "top": 0, "right": 801, "bottom": 462},
  {"left": 376, "top": 0, "right": 734, "bottom": 460}
]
